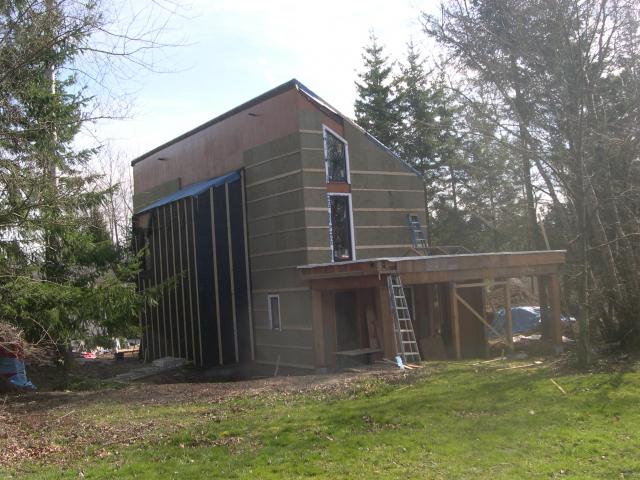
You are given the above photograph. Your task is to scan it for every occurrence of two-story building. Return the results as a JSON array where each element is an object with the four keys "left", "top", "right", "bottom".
[{"left": 132, "top": 79, "right": 565, "bottom": 370}]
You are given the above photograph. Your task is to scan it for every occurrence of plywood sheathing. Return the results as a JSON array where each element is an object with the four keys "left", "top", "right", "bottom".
[{"left": 132, "top": 88, "right": 302, "bottom": 195}]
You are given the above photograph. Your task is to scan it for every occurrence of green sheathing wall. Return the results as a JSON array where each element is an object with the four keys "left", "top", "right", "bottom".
[
  {"left": 244, "top": 131, "right": 322, "bottom": 368},
  {"left": 242, "top": 112, "right": 427, "bottom": 369},
  {"left": 343, "top": 121, "right": 427, "bottom": 259},
  {"left": 300, "top": 126, "right": 332, "bottom": 264}
]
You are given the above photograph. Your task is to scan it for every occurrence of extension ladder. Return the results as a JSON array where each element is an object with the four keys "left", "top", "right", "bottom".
[
  {"left": 387, "top": 274, "right": 421, "bottom": 363},
  {"left": 407, "top": 214, "right": 428, "bottom": 252}
]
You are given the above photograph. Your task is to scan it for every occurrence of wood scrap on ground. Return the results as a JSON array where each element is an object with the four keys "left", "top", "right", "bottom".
[
  {"left": 550, "top": 378, "right": 567, "bottom": 394},
  {"left": 496, "top": 360, "right": 544, "bottom": 371}
]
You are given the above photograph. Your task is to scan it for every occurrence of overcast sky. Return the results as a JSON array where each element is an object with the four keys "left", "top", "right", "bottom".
[{"left": 85, "top": 0, "right": 441, "bottom": 162}]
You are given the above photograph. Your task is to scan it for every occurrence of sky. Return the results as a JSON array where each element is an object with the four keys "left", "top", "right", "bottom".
[{"left": 84, "top": 0, "right": 441, "bottom": 163}]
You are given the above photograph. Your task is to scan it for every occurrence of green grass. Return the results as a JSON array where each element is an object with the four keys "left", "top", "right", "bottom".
[{"left": 6, "top": 362, "right": 640, "bottom": 479}]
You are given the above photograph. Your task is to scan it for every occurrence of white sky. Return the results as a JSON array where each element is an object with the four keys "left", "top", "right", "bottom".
[{"left": 83, "top": 0, "right": 441, "bottom": 162}]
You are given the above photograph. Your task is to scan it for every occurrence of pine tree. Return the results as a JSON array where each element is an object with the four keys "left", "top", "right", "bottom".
[
  {"left": 0, "top": 1, "right": 148, "bottom": 348},
  {"left": 354, "top": 33, "right": 401, "bottom": 149},
  {"left": 395, "top": 42, "right": 464, "bottom": 244},
  {"left": 396, "top": 41, "right": 438, "bottom": 170}
]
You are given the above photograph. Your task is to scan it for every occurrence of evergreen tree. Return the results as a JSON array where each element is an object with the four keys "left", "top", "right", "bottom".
[
  {"left": 0, "top": 1, "right": 148, "bottom": 349},
  {"left": 458, "top": 112, "right": 527, "bottom": 252},
  {"left": 395, "top": 42, "right": 465, "bottom": 245},
  {"left": 354, "top": 33, "right": 401, "bottom": 149}
]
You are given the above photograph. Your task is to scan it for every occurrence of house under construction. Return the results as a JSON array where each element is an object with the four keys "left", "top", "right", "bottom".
[{"left": 131, "top": 79, "right": 565, "bottom": 370}]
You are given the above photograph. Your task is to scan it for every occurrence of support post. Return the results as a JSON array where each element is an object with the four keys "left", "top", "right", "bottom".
[
  {"left": 449, "top": 282, "right": 461, "bottom": 360},
  {"left": 375, "top": 283, "right": 396, "bottom": 360},
  {"left": 504, "top": 281, "right": 513, "bottom": 351},
  {"left": 311, "top": 288, "right": 326, "bottom": 368},
  {"left": 548, "top": 273, "right": 563, "bottom": 351}
]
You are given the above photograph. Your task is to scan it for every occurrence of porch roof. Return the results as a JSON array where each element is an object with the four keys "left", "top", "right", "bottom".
[{"left": 298, "top": 250, "right": 566, "bottom": 288}]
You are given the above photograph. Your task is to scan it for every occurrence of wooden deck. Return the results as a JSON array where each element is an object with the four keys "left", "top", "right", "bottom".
[{"left": 299, "top": 251, "right": 566, "bottom": 367}]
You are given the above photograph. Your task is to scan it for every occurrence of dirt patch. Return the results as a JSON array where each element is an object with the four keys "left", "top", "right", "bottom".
[
  {"left": 0, "top": 365, "right": 407, "bottom": 470},
  {"left": 26, "top": 357, "right": 143, "bottom": 391}
]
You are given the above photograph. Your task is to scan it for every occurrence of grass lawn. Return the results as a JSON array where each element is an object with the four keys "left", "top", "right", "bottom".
[{"left": 3, "top": 360, "right": 639, "bottom": 479}]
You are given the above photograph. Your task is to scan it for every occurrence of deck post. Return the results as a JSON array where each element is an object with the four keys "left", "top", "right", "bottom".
[
  {"left": 504, "top": 281, "right": 513, "bottom": 351},
  {"left": 375, "top": 282, "right": 396, "bottom": 360},
  {"left": 449, "top": 282, "right": 461, "bottom": 360},
  {"left": 311, "top": 288, "right": 326, "bottom": 368},
  {"left": 548, "top": 273, "right": 563, "bottom": 352}
]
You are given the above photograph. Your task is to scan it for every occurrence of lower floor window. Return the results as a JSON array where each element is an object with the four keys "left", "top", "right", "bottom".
[
  {"left": 328, "top": 194, "right": 354, "bottom": 262},
  {"left": 268, "top": 295, "right": 281, "bottom": 330}
]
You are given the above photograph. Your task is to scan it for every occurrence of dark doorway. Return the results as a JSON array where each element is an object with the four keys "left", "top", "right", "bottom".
[{"left": 334, "top": 291, "right": 359, "bottom": 351}]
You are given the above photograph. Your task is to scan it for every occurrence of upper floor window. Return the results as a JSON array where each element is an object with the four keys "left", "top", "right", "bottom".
[{"left": 323, "top": 126, "right": 349, "bottom": 183}]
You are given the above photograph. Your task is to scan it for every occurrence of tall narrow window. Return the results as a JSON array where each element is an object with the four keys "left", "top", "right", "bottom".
[
  {"left": 324, "top": 127, "right": 348, "bottom": 183},
  {"left": 328, "top": 194, "right": 354, "bottom": 262},
  {"left": 268, "top": 295, "right": 281, "bottom": 330}
]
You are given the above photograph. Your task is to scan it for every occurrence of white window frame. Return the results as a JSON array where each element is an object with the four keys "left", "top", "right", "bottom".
[
  {"left": 322, "top": 125, "right": 351, "bottom": 184},
  {"left": 327, "top": 192, "right": 356, "bottom": 262},
  {"left": 267, "top": 294, "right": 281, "bottom": 331}
]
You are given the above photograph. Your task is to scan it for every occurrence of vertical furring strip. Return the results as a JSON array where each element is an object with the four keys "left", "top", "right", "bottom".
[
  {"left": 210, "top": 187, "right": 224, "bottom": 365},
  {"left": 183, "top": 200, "right": 197, "bottom": 363},
  {"left": 176, "top": 200, "right": 190, "bottom": 362},
  {"left": 169, "top": 203, "right": 182, "bottom": 359},
  {"left": 162, "top": 206, "right": 175, "bottom": 357},
  {"left": 190, "top": 197, "right": 204, "bottom": 366},
  {"left": 153, "top": 209, "right": 165, "bottom": 357},
  {"left": 240, "top": 170, "right": 255, "bottom": 361},
  {"left": 226, "top": 182, "right": 239, "bottom": 363}
]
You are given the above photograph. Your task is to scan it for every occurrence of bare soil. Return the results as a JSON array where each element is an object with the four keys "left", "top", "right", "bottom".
[{"left": 0, "top": 361, "right": 403, "bottom": 469}]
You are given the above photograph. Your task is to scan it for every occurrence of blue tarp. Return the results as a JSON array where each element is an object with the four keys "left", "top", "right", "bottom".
[
  {"left": 488, "top": 306, "right": 574, "bottom": 339},
  {"left": 0, "top": 357, "right": 36, "bottom": 390},
  {"left": 490, "top": 306, "right": 541, "bottom": 338},
  {"left": 137, "top": 170, "right": 241, "bottom": 214}
]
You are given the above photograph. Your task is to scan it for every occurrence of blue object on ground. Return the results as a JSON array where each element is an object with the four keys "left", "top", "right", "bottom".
[
  {"left": 0, "top": 357, "right": 36, "bottom": 389},
  {"left": 489, "top": 306, "right": 574, "bottom": 339},
  {"left": 489, "top": 306, "right": 542, "bottom": 339}
]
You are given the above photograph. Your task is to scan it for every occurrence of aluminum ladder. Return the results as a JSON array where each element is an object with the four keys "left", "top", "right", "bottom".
[
  {"left": 407, "top": 214, "right": 427, "bottom": 252},
  {"left": 387, "top": 274, "right": 421, "bottom": 363}
]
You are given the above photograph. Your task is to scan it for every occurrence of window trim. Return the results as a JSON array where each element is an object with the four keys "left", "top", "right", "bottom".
[
  {"left": 322, "top": 125, "right": 351, "bottom": 184},
  {"left": 267, "top": 294, "right": 281, "bottom": 331},
  {"left": 327, "top": 192, "right": 356, "bottom": 262}
]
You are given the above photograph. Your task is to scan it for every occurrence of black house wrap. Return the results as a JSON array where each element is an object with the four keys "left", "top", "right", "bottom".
[{"left": 133, "top": 170, "right": 254, "bottom": 367}]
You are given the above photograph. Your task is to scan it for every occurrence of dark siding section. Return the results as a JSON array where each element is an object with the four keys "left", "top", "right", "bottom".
[
  {"left": 134, "top": 172, "right": 251, "bottom": 367},
  {"left": 169, "top": 203, "right": 183, "bottom": 359},
  {"left": 162, "top": 205, "right": 178, "bottom": 358},
  {"left": 186, "top": 198, "right": 203, "bottom": 365},
  {"left": 228, "top": 179, "right": 252, "bottom": 363},
  {"left": 194, "top": 190, "right": 219, "bottom": 365},
  {"left": 213, "top": 185, "right": 236, "bottom": 365},
  {"left": 178, "top": 199, "right": 195, "bottom": 362},
  {"left": 152, "top": 209, "right": 166, "bottom": 358}
]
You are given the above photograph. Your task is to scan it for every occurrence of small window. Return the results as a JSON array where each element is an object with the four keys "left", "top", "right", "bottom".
[
  {"left": 328, "top": 194, "right": 354, "bottom": 262},
  {"left": 324, "top": 127, "right": 348, "bottom": 183},
  {"left": 268, "top": 295, "right": 281, "bottom": 330}
]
